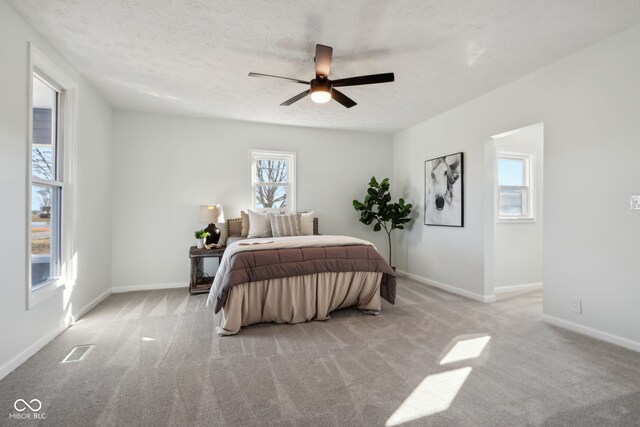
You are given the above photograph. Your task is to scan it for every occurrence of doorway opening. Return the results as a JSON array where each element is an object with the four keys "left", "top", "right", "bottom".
[{"left": 484, "top": 123, "right": 544, "bottom": 300}]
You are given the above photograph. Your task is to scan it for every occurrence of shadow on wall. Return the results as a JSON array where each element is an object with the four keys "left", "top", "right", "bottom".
[{"left": 395, "top": 177, "right": 421, "bottom": 233}]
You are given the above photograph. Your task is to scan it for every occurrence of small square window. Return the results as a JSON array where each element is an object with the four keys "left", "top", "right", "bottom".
[
  {"left": 250, "top": 151, "right": 296, "bottom": 212},
  {"left": 496, "top": 153, "right": 534, "bottom": 220}
]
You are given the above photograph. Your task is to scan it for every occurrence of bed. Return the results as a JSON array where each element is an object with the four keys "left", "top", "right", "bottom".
[{"left": 205, "top": 217, "right": 396, "bottom": 335}]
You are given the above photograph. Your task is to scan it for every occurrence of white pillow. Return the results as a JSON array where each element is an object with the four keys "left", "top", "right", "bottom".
[
  {"left": 247, "top": 209, "right": 272, "bottom": 238},
  {"left": 300, "top": 211, "right": 315, "bottom": 235}
]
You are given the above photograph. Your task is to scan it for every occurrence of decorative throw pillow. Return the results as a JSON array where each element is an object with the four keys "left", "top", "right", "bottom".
[
  {"left": 247, "top": 209, "right": 272, "bottom": 238},
  {"left": 240, "top": 210, "right": 249, "bottom": 237},
  {"left": 299, "top": 211, "right": 315, "bottom": 235},
  {"left": 269, "top": 213, "right": 302, "bottom": 237}
]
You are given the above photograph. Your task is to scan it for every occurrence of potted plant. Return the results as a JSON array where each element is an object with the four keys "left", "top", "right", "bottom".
[
  {"left": 194, "top": 230, "right": 210, "bottom": 249},
  {"left": 353, "top": 177, "right": 412, "bottom": 269}
]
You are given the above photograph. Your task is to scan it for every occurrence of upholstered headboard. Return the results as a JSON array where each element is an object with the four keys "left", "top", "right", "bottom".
[
  {"left": 227, "top": 216, "right": 319, "bottom": 236},
  {"left": 227, "top": 217, "right": 242, "bottom": 236}
]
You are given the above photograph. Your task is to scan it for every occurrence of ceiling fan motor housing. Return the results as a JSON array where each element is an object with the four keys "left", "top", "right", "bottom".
[{"left": 310, "top": 77, "right": 332, "bottom": 95}]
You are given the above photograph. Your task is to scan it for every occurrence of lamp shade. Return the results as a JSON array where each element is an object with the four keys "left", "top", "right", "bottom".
[{"left": 200, "top": 204, "right": 225, "bottom": 223}]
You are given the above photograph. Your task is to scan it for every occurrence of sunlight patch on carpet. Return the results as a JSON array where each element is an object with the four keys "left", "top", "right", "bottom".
[
  {"left": 385, "top": 367, "right": 472, "bottom": 426},
  {"left": 440, "top": 335, "right": 491, "bottom": 365}
]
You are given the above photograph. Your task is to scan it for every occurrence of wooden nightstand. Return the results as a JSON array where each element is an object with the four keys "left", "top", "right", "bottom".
[{"left": 189, "top": 246, "right": 226, "bottom": 295}]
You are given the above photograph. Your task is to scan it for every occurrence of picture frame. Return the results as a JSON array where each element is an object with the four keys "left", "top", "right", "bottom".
[{"left": 424, "top": 152, "right": 464, "bottom": 227}]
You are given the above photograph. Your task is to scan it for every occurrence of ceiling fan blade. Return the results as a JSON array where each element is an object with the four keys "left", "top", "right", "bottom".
[
  {"left": 331, "top": 72, "right": 395, "bottom": 87},
  {"left": 314, "top": 44, "right": 333, "bottom": 78},
  {"left": 248, "top": 72, "right": 308, "bottom": 85},
  {"left": 331, "top": 89, "right": 357, "bottom": 108},
  {"left": 280, "top": 90, "right": 310, "bottom": 106}
]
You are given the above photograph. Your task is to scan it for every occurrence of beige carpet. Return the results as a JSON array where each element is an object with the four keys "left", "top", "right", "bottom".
[{"left": 1, "top": 278, "right": 639, "bottom": 426}]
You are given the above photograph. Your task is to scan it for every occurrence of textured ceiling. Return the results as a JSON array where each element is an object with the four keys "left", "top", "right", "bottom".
[{"left": 10, "top": 0, "right": 640, "bottom": 133}]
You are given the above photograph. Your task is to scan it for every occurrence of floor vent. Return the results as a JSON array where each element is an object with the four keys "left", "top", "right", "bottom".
[{"left": 61, "top": 345, "right": 94, "bottom": 363}]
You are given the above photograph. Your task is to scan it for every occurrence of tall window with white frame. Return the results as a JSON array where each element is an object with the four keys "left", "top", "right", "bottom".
[
  {"left": 28, "top": 46, "right": 76, "bottom": 308},
  {"left": 250, "top": 150, "right": 296, "bottom": 212},
  {"left": 30, "top": 72, "right": 64, "bottom": 289},
  {"left": 497, "top": 153, "right": 534, "bottom": 220}
]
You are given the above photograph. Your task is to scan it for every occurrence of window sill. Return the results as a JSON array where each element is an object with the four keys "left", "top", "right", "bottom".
[
  {"left": 28, "top": 279, "right": 66, "bottom": 310},
  {"left": 254, "top": 209, "right": 294, "bottom": 213},
  {"left": 496, "top": 217, "right": 537, "bottom": 224}
]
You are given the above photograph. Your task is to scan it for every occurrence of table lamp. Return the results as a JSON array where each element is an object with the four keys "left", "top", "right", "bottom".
[{"left": 200, "top": 204, "right": 225, "bottom": 245}]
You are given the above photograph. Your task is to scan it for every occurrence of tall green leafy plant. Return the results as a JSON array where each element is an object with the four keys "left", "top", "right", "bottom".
[{"left": 353, "top": 177, "right": 412, "bottom": 266}]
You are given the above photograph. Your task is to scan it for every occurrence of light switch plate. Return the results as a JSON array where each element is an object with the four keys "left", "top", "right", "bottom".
[{"left": 631, "top": 195, "right": 640, "bottom": 210}]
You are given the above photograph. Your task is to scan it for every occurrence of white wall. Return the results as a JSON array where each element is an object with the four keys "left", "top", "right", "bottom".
[
  {"left": 0, "top": 0, "right": 114, "bottom": 378},
  {"left": 111, "top": 111, "right": 393, "bottom": 289},
  {"left": 393, "top": 24, "right": 640, "bottom": 347},
  {"left": 393, "top": 116, "right": 486, "bottom": 299},
  {"left": 492, "top": 124, "right": 544, "bottom": 290}
]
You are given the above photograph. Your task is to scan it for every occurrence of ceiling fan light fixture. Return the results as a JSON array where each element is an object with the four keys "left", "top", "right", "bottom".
[
  {"left": 310, "top": 78, "right": 332, "bottom": 104},
  {"left": 310, "top": 88, "right": 331, "bottom": 103}
]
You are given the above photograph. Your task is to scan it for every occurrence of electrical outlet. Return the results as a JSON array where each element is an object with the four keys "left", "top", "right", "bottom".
[
  {"left": 631, "top": 195, "right": 640, "bottom": 210},
  {"left": 571, "top": 298, "right": 582, "bottom": 314}
]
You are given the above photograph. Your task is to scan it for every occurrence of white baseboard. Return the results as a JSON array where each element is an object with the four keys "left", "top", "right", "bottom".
[
  {"left": 0, "top": 326, "right": 62, "bottom": 381},
  {"left": 111, "top": 282, "right": 188, "bottom": 293},
  {"left": 0, "top": 287, "right": 112, "bottom": 381},
  {"left": 396, "top": 270, "right": 496, "bottom": 303},
  {"left": 494, "top": 282, "right": 543, "bottom": 294},
  {"left": 542, "top": 313, "right": 640, "bottom": 353},
  {"left": 73, "top": 288, "right": 112, "bottom": 322}
]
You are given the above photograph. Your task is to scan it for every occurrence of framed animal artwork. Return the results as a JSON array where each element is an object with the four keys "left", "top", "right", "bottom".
[{"left": 424, "top": 152, "right": 464, "bottom": 227}]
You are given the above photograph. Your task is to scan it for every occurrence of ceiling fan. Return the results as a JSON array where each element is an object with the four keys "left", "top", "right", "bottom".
[{"left": 248, "top": 44, "right": 394, "bottom": 108}]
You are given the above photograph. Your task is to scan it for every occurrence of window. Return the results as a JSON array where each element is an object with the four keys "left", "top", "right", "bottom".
[
  {"left": 250, "top": 150, "right": 296, "bottom": 212},
  {"left": 496, "top": 153, "right": 534, "bottom": 221},
  {"left": 31, "top": 74, "right": 63, "bottom": 289},
  {"left": 28, "top": 44, "right": 76, "bottom": 307}
]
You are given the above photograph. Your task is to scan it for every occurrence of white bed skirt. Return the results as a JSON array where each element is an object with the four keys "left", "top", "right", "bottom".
[{"left": 216, "top": 271, "right": 382, "bottom": 336}]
